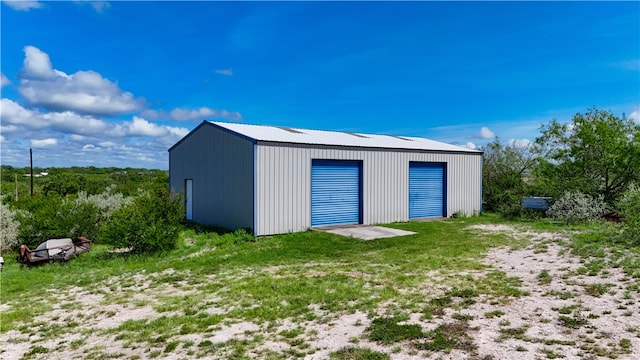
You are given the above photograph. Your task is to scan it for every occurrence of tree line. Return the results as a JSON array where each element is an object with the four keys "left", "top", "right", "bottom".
[
  {"left": 482, "top": 107, "right": 639, "bottom": 243},
  {"left": 0, "top": 168, "right": 183, "bottom": 255}
]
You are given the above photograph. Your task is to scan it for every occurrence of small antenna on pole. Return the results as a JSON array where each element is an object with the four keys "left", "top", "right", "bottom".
[{"left": 30, "top": 148, "right": 34, "bottom": 197}]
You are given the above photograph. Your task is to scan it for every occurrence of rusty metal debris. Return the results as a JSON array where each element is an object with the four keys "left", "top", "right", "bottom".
[{"left": 18, "top": 237, "right": 92, "bottom": 265}]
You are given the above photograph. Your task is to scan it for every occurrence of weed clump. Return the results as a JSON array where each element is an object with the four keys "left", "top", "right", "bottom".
[
  {"left": 329, "top": 347, "right": 390, "bottom": 360},
  {"left": 415, "top": 321, "right": 477, "bottom": 353},
  {"left": 538, "top": 270, "right": 552, "bottom": 285},
  {"left": 367, "top": 316, "right": 424, "bottom": 344}
]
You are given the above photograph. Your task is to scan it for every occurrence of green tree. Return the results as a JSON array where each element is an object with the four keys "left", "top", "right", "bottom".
[
  {"left": 536, "top": 108, "right": 640, "bottom": 205},
  {"left": 41, "top": 174, "right": 86, "bottom": 197},
  {"left": 482, "top": 139, "right": 539, "bottom": 213}
]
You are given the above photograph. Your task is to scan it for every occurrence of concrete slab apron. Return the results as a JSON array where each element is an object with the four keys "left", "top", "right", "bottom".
[{"left": 315, "top": 225, "right": 416, "bottom": 240}]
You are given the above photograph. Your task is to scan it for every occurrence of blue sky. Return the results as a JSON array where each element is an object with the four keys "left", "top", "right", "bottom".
[{"left": 1, "top": 1, "right": 638, "bottom": 169}]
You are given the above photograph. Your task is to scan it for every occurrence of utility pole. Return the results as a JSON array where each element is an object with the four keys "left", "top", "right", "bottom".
[{"left": 30, "top": 148, "right": 34, "bottom": 197}]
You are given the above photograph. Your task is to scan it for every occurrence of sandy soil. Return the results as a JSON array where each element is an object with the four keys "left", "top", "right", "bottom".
[{"left": 2, "top": 224, "right": 639, "bottom": 359}]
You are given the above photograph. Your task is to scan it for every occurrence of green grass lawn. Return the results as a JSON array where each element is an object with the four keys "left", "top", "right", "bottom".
[
  {"left": 2, "top": 214, "right": 638, "bottom": 359},
  {"left": 1, "top": 214, "right": 521, "bottom": 325}
]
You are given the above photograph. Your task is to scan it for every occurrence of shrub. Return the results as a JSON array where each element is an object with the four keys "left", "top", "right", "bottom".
[
  {"left": 0, "top": 198, "right": 21, "bottom": 252},
  {"left": 99, "top": 188, "right": 183, "bottom": 254},
  {"left": 13, "top": 187, "right": 131, "bottom": 248},
  {"left": 75, "top": 185, "right": 132, "bottom": 218},
  {"left": 546, "top": 191, "right": 606, "bottom": 224},
  {"left": 16, "top": 195, "right": 101, "bottom": 248},
  {"left": 496, "top": 192, "right": 524, "bottom": 219},
  {"left": 618, "top": 185, "right": 640, "bottom": 244}
]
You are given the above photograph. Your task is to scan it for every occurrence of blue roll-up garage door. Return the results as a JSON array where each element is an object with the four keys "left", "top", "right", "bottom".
[
  {"left": 409, "top": 162, "right": 446, "bottom": 219},
  {"left": 311, "top": 160, "right": 362, "bottom": 226}
]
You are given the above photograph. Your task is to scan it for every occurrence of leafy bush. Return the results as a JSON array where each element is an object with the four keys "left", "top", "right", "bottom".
[
  {"left": 0, "top": 198, "right": 21, "bottom": 252},
  {"left": 13, "top": 187, "right": 131, "bottom": 248},
  {"left": 99, "top": 188, "right": 183, "bottom": 254},
  {"left": 41, "top": 174, "right": 86, "bottom": 197},
  {"left": 618, "top": 185, "right": 640, "bottom": 244},
  {"left": 546, "top": 191, "right": 606, "bottom": 224},
  {"left": 16, "top": 195, "right": 101, "bottom": 248},
  {"left": 75, "top": 185, "right": 132, "bottom": 219}
]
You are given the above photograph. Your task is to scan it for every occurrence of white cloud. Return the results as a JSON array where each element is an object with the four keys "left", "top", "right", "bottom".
[
  {"left": 480, "top": 126, "right": 496, "bottom": 139},
  {"left": 92, "top": 1, "right": 110, "bottom": 12},
  {"left": 463, "top": 126, "right": 497, "bottom": 140},
  {"left": 74, "top": 1, "right": 110, "bottom": 13},
  {"left": 19, "top": 46, "right": 144, "bottom": 116},
  {"left": 0, "top": 99, "right": 31, "bottom": 123},
  {"left": 2, "top": 47, "right": 240, "bottom": 168},
  {"left": 1, "top": 72, "right": 10, "bottom": 87},
  {"left": 99, "top": 141, "right": 117, "bottom": 147},
  {"left": 31, "top": 138, "right": 57, "bottom": 148},
  {"left": 105, "top": 116, "right": 189, "bottom": 139},
  {"left": 2, "top": 1, "right": 42, "bottom": 11},
  {"left": 464, "top": 142, "right": 477, "bottom": 149},
  {"left": 126, "top": 116, "right": 169, "bottom": 137},
  {"left": 0, "top": 98, "right": 109, "bottom": 135},
  {"left": 613, "top": 60, "right": 640, "bottom": 71},
  {"left": 0, "top": 124, "right": 19, "bottom": 134},
  {"left": 21, "top": 46, "right": 60, "bottom": 79},
  {"left": 69, "top": 134, "right": 87, "bottom": 141},
  {"left": 169, "top": 106, "right": 243, "bottom": 121},
  {"left": 629, "top": 110, "right": 640, "bottom": 123},
  {"left": 140, "top": 109, "right": 162, "bottom": 119},
  {"left": 167, "top": 127, "right": 189, "bottom": 137},
  {"left": 214, "top": 68, "right": 234, "bottom": 76},
  {"left": 0, "top": 103, "right": 190, "bottom": 168}
]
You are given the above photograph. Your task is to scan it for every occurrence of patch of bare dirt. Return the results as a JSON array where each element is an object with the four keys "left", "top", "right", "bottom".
[
  {"left": 3, "top": 226, "right": 639, "bottom": 359},
  {"left": 466, "top": 224, "right": 640, "bottom": 359}
]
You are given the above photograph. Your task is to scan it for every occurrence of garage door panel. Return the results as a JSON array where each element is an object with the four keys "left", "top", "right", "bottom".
[
  {"left": 409, "top": 162, "right": 445, "bottom": 218},
  {"left": 311, "top": 160, "right": 362, "bottom": 226}
]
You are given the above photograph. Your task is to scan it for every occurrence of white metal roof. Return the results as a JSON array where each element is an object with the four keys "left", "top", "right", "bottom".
[{"left": 209, "top": 121, "right": 481, "bottom": 153}]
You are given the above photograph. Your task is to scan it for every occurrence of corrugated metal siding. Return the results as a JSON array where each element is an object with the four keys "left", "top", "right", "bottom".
[
  {"left": 311, "top": 160, "right": 362, "bottom": 226},
  {"left": 169, "top": 124, "right": 254, "bottom": 231},
  {"left": 255, "top": 143, "right": 482, "bottom": 235},
  {"left": 409, "top": 162, "right": 445, "bottom": 218}
]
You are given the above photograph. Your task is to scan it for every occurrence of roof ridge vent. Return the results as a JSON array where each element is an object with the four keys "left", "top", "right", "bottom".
[
  {"left": 391, "top": 135, "right": 413, "bottom": 141},
  {"left": 347, "top": 132, "right": 369, "bottom": 138},
  {"left": 276, "top": 126, "right": 303, "bottom": 134}
]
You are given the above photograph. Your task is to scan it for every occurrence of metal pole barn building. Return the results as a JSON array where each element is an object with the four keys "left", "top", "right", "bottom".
[{"left": 169, "top": 121, "right": 483, "bottom": 236}]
